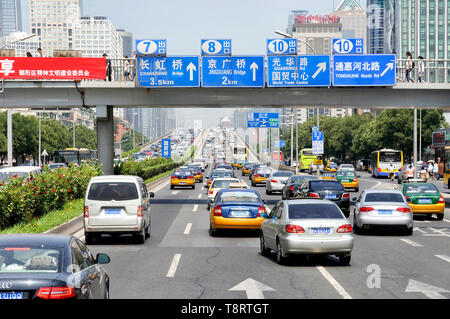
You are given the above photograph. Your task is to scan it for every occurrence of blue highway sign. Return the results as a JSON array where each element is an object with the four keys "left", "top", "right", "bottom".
[
  {"left": 267, "top": 55, "right": 331, "bottom": 87},
  {"left": 201, "top": 56, "right": 264, "bottom": 88},
  {"left": 312, "top": 131, "right": 324, "bottom": 155},
  {"left": 247, "top": 113, "right": 279, "bottom": 128},
  {"left": 332, "top": 38, "right": 364, "bottom": 54},
  {"left": 201, "top": 39, "right": 232, "bottom": 56},
  {"left": 333, "top": 54, "right": 396, "bottom": 86},
  {"left": 136, "top": 39, "right": 167, "bottom": 55},
  {"left": 137, "top": 56, "right": 199, "bottom": 88},
  {"left": 266, "top": 39, "right": 297, "bottom": 55},
  {"left": 162, "top": 139, "right": 171, "bottom": 158}
]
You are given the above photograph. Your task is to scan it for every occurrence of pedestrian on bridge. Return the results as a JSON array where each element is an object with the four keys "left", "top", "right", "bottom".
[
  {"left": 103, "top": 53, "right": 112, "bottom": 81},
  {"left": 417, "top": 56, "right": 425, "bottom": 83},
  {"left": 405, "top": 51, "right": 414, "bottom": 83}
]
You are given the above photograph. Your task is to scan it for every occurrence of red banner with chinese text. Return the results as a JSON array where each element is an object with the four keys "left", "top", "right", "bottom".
[{"left": 0, "top": 57, "right": 106, "bottom": 80}]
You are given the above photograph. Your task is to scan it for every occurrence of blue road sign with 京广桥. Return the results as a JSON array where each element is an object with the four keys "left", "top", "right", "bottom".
[
  {"left": 333, "top": 54, "right": 396, "bottom": 86},
  {"left": 267, "top": 55, "right": 331, "bottom": 87},
  {"left": 332, "top": 38, "right": 364, "bottom": 54},
  {"left": 137, "top": 56, "right": 199, "bottom": 87},
  {"left": 247, "top": 113, "right": 279, "bottom": 128},
  {"left": 201, "top": 56, "right": 265, "bottom": 88},
  {"left": 135, "top": 39, "right": 167, "bottom": 55}
]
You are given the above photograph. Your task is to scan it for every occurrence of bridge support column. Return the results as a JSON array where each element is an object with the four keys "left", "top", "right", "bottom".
[{"left": 96, "top": 105, "right": 114, "bottom": 175}]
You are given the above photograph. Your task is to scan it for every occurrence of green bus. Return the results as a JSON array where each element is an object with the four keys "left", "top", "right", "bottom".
[{"left": 299, "top": 148, "right": 318, "bottom": 171}]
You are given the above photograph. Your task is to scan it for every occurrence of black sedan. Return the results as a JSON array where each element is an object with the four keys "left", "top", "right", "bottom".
[
  {"left": 281, "top": 175, "right": 320, "bottom": 200},
  {"left": 296, "top": 180, "right": 351, "bottom": 217},
  {"left": 0, "top": 234, "right": 110, "bottom": 299}
]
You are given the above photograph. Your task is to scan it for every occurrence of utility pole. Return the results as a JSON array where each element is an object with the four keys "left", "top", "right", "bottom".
[
  {"left": 413, "top": 108, "right": 418, "bottom": 178},
  {"left": 317, "top": 108, "right": 321, "bottom": 179},
  {"left": 295, "top": 108, "right": 298, "bottom": 175},
  {"left": 38, "top": 112, "right": 42, "bottom": 167},
  {"left": 7, "top": 110, "right": 13, "bottom": 167},
  {"left": 290, "top": 108, "right": 294, "bottom": 168},
  {"left": 419, "top": 108, "right": 422, "bottom": 162}
]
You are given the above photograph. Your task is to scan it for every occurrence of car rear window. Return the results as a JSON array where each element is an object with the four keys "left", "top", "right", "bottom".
[
  {"left": 404, "top": 184, "right": 439, "bottom": 194},
  {"left": 336, "top": 171, "right": 356, "bottom": 177},
  {"left": 88, "top": 182, "right": 139, "bottom": 201},
  {"left": 0, "top": 247, "right": 63, "bottom": 273},
  {"left": 212, "top": 179, "right": 239, "bottom": 188},
  {"left": 291, "top": 176, "right": 318, "bottom": 184},
  {"left": 211, "top": 172, "right": 233, "bottom": 178},
  {"left": 288, "top": 204, "right": 343, "bottom": 219},
  {"left": 273, "top": 171, "right": 293, "bottom": 177},
  {"left": 219, "top": 191, "right": 260, "bottom": 203},
  {"left": 310, "top": 181, "right": 344, "bottom": 191},
  {"left": 365, "top": 193, "right": 404, "bottom": 203}
]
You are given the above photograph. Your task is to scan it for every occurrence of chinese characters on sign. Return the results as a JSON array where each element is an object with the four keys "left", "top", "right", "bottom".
[
  {"left": 295, "top": 14, "right": 340, "bottom": 24},
  {"left": 162, "top": 139, "right": 171, "bottom": 158},
  {"left": 247, "top": 113, "right": 279, "bottom": 128}
]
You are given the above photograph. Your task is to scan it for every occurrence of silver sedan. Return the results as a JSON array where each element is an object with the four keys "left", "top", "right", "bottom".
[
  {"left": 352, "top": 190, "right": 413, "bottom": 235},
  {"left": 260, "top": 199, "right": 354, "bottom": 265},
  {"left": 266, "top": 171, "right": 294, "bottom": 195}
]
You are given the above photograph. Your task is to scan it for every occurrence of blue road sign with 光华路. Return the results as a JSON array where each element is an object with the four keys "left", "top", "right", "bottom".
[
  {"left": 136, "top": 39, "right": 167, "bottom": 55},
  {"left": 162, "top": 139, "right": 171, "bottom": 158},
  {"left": 333, "top": 54, "right": 396, "bottom": 86},
  {"left": 267, "top": 55, "right": 331, "bottom": 87},
  {"left": 137, "top": 56, "right": 199, "bottom": 87},
  {"left": 201, "top": 39, "right": 232, "bottom": 56},
  {"left": 332, "top": 38, "right": 364, "bottom": 54},
  {"left": 266, "top": 39, "right": 298, "bottom": 55},
  {"left": 201, "top": 56, "right": 264, "bottom": 88},
  {"left": 247, "top": 113, "right": 279, "bottom": 128}
]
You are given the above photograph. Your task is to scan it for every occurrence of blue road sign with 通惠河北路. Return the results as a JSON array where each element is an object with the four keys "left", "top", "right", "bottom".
[
  {"left": 332, "top": 38, "right": 364, "bottom": 54},
  {"left": 201, "top": 39, "right": 232, "bottom": 56},
  {"left": 135, "top": 39, "right": 167, "bottom": 55},
  {"left": 267, "top": 55, "right": 331, "bottom": 87},
  {"left": 201, "top": 56, "right": 264, "bottom": 88},
  {"left": 333, "top": 54, "right": 396, "bottom": 86},
  {"left": 247, "top": 112, "right": 279, "bottom": 128},
  {"left": 137, "top": 56, "right": 199, "bottom": 87},
  {"left": 162, "top": 139, "right": 171, "bottom": 158}
]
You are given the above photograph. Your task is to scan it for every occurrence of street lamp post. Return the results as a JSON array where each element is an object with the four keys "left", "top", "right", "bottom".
[
  {"left": 0, "top": 34, "right": 36, "bottom": 50},
  {"left": 274, "top": 30, "right": 317, "bottom": 54}
]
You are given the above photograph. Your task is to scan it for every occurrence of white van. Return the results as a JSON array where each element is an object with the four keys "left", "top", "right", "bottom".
[
  {"left": 83, "top": 175, "right": 154, "bottom": 244},
  {"left": 0, "top": 166, "right": 42, "bottom": 184}
]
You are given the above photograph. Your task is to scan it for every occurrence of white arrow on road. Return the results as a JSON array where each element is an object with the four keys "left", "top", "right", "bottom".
[
  {"left": 250, "top": 62, "right": 259, "bottom": 81},
  {"left": 312, "top": 62, "right": 327, "bottom": 79},
  {"left": 186, "top": 62, "right": 196, "bottom": 81},
  {"left": 405, "top": 279, "right": 450, "bottom": 299},
  {"left": 380, "top": 63, "right": 394, "bottom": 77},
  {"left": 229, "top": 278, "right": 275, "bottom": 299}
]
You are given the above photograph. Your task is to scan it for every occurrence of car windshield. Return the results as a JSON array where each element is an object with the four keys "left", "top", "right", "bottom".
[
  {"left": 219, "top": 191, "right": 260, "bottom": 203},
  {"left": 256, "top": 168, "right": 272, "bottom": 174},
  {"left": 288, "top": 204, "right": 343, "bottom": 219},
  {"left": 273, "top": 171, "right": 293, "bottom": 177},
  {"left": 88, "top": 182, "right": 139, "bottom": 201},
  {"left": 212, "top": 179, "right": 239, "bottom": 188},
  {"left": 310, "top": 181, "right": 344, "bottom": 191},
  {"left": 380, "top": 152, "right": 402, "bottom": 163},
  {"left": 211, "top": 172, "right": 233, "bottom": 178},
  {"left": 0, "top": 246, "right": 63, "bottom": 273},
  {"left": 365, "top": 193, "right": 404, "bottom": 203},
  {"left": 336, "top": 171, "right": 356, "bottom": 177},
  {"left": 174, "top": 170, "right": 192, "bottom": 175},
  {"left": 404, "top": 184, "right": 439, "bottom": 194}
]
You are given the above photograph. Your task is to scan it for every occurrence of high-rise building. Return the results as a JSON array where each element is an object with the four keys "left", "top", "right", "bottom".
[
  {"left": 74, "top": 16, "right": 123, "bottom": 59},
  {"left": 334, "top": 0, "right": 367, "bottom": 52},
  {"left": 0, "top": 31, "right": 39, "bottom": 56},
  {"left": 366, "top": 0, "right": 396, "bottom": 54},
  {"left": 117, "top": 29, "right": 133, "bottom": 57},
  {"left": 30, "top": 0, "right": 82, "bottom": 56},
  {"left": 0, "top": 0, "right": 22, "bottom": 37}
]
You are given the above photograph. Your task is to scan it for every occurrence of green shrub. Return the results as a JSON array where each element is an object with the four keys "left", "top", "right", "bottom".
[{"left": 115, "top": 157, "right": 181, "bottom": 181}]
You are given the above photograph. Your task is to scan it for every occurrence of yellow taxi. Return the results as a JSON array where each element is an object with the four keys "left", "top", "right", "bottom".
[
  {"left": 208, "top": 189, "right": 267, "bottom": 236},
  {"left": 251, "top": 167, "right": 272, "bottom": 187},
  {"left": 325, "top": 161, "right": 338, "bottom": 172},
  {"left": 170, "top": 169, "right": 195, "bottom": 189},
  {"left": 334, "top": 170, "right": 360, "bottom": 192},
  {"left": 206, "top": 170, "right": 234, "bottom": 188},
  {"left": 401, "top": 181, "right": 445, "bottom": 219},
  {"left": 241, "top": 163, "right": 254, "bottom": 176},
  {"left": 187, "top": 164, "right": 203, "bottom": 183},
  {"left": 322, "top": 172, "right": 335, "bottom": 180}
]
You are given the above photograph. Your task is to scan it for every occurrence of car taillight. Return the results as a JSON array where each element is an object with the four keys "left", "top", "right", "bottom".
[
  {"left": 257, "top": 206, "right": 266, "bottom": 217},
  {"left": 214, "top": 206, "right": 222, "bottom": 216},
  {"left": 289, "top": 186, "right": 295, "bottom": 191},
  {"left": 286, "top": 225, "right": 305, "bottom": 233},
  {"left": 137, "top": 205, "right": 144, "bottom": 217},
  {"left": 171, "top": 176, "right": 177, "bottom": 179},
  {"left": 337, "top": 224, "right": 353, "bottom": 233},
  {"left": 308, "top": 192, "right": 320, "bottom": 198},
  {"left": 270, "top": 180, "right": 278, "bottom": 183},
  {"left": 188, "top": 176, "right": 194, "bottom": 180},
  {"left": 438, "top": 196, "right": 445, "bottom": 203},
  {"left": 378, "top": 168, "right": 382, "bottom": 172},
  {"left": 84, "top": 206, "right": 89, "bottom": 218},
  {"left": 254, "top": 174, "right": 261, "bottom": 178},
  {"left": 342, "top": 193, "right": 350, "bottom": 199},
  {"left": 353, "top": 178, "right": 358, "bottom": 182},
  {"left": 36, "top": 287, "right": 75, "bottom": 299},
  {"left": 360, "top": 207, "right": 374, "bottom": 212},
  {"left": 397, "top": 207, "right": 411, "bottom": 213},
  {"left": 209, "top": 189, "right": 214, "bottom": 195}
]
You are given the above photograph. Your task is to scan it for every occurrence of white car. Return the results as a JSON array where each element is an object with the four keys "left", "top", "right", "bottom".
[
  {"left": 338, "top": 164, "right": 355, "bottom": 171},
  {"left": 0, "top": 166, "right": 42, "bottom": 184},
  {"left": 207, "top": 178, "right": 246, "bottom": 200}
]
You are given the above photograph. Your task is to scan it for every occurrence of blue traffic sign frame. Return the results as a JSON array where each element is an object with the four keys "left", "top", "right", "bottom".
[
  {"left": 266, "top": 39, "right": 297, "bottom": 55},
  {"left": 201, "top": 39, "right": 232, "bottom": 56},
  {"left": 162, "top": 139, "right": 171, "bottom": 158},
  {"left": 137, "top": 56, "right": 200, "bottom": 88},
  {"left": 333, "top": 54, "right": 396, "bottom": 87},
  {"left": 247, "top": 113, "right": 279, "bottom": 128},
  {"left": 202, "top": 56, "right": 265, "bottom": 88},
  {"left": 267, "top": 55, "right": 331, "bottom": 87},
  {"left": 135, "top": 39, "right": 167, "bottom": 56},
  {"left": 332, "top": 38, "right": 364, "bottom": 54}
]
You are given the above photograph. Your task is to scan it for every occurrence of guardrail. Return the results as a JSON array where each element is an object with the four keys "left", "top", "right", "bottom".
[{"left": 396, "top": 59, "right": 450, "bottom": 84}]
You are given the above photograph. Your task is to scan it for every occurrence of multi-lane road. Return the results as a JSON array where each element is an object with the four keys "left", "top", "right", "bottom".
[{"left": 80, "top": 131, "right": 450, "bottom": 300}]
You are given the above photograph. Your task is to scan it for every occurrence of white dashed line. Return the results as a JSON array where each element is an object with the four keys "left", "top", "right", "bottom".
[
  {"left": 435, "top": 255, "right": 450, "bottom": 264},
  {"left": 400, "top": 239, "right": 423, "bottom": 247},
  {"left": 413, "top": 227, "right": 426, "bottom": 234},
  {"left": 166, "top": 254, "right": 181, "bottom": 278},
  {"left": 316, "top": 266, "right": 352, "bottom": 299},
  {"left": 193, "top": 204, "right": 199, "bottom": 212},
  {"left": 184, "top": 223, "right": 192, "bottom": 235},
  {"left": 198, "top": 194, "right": 202, "bottom": 199}
]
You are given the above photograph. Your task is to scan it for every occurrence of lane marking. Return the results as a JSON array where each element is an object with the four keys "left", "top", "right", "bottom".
[
  {"left": 198, "top": 194, "right": 202, "bottom": 199},
  {"left": 166, "top": 254, "right": 182, "bottom": 278},
  {"left": 152, "top": 180, "right": 170, "bottom": 193},
  {"left": 193, "top": 204, "right": 198, "bottom": 212},
  {"left": 184, "top": 223, "right": 192, "bottom": 235},
  {"left": 443, "top": 219, "right": 450, "bottom": 223},
  {"left": 316, "top": 266, "right": 352, "bottom": 299},
  {"left": 171, "top": 191, "right": 179, "bottom": 195},
  {"left": 400, "top": 239, "right": 423, "bottom": 247},
  {"left": 413, "top": 227, "right": 426, "bottom": 234},
  {"left": 435, "top": 255, "right": 450, "bottom": 264}
]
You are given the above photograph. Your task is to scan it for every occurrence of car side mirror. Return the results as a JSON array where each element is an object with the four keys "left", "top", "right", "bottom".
[
  {"left": 357, "top": 175, "right": 361, "bottom": 178},
  {"left": 149, "top": 192, "right": 155, "bottom": 198},
  {"left": 406, "top": 197, "right": 412, "bottom": 203},
  {"left": 96, "top": 253, "right": 110, "bottom": 265}
]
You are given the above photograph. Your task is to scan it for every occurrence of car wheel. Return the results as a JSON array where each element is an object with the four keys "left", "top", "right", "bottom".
[
  {"left": 343, "top": 209, "right": 350, "bottom": 218},
  {"left": 170, "top": 185, "right": 174, "bottom": 190},
  {"left": 436, "top": 213, "right": 444, "bottom": 221},
  {"left": 355, "top": 187, "right": 359, "bottom": 192},
  {"left": 144, "top": 223, "right": 151, "bottom": 238},
  {"left": 338, "top": 254, "right": 351, "bottom": 266},
  {"left": 353, "top": 218, "right": 361, "bottom": 235},
  {"left": 251, "top": 181, "right": 256, "bottom": 187},
  {"left": 85, "top": 233, "right": 95, "bottom": 245},
  {"left": 260, "top": 233, "right": 270, "bottom": 257},
  {"left": 104, "top": 284, "right": 110, "bottom": 299},
  {"left": 404, "top": 227, "right": 413, "bottom": 236},
  {"left": 266, "top": 189, "right": 271, "bottom": 195},
  {"left": 192, "top": 184, "right": 196, "bottom": 190},
  {"left": 209, "top": 224, "right": 217, "bottom": 237},
  {"left": 276, "top": 240, "right": 288, "bottom": 265},
  {"left": 136, "top": 228, "right": 146, "bottom": 244}
]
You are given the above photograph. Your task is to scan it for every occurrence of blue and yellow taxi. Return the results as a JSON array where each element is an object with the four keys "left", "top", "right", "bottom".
[{"left": 401, "top": 181, "right": 445, "bottom": 220}]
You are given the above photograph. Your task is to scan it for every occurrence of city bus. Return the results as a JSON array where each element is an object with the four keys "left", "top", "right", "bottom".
[
  {"left": 369, "top": 149, "right": 403, "bottom": 178},
  {"left": 299, "top": 148, "right": 318, "bottom": 171},
  {"left": 232, "top": 147, "right": 248, "bottom": 168},
  {"left": 53, "top": 148, "right": 96, "bottom": 165}
]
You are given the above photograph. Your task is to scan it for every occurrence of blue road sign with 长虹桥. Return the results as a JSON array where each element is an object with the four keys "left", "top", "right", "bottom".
[
  {"left": 247, "top": 113, "right": 279, "bottom": 128},
  {"left": 267, "top": 55, "right": 331, "bottom": 87},
  {"left": 201, "top": 39, "right": 232, "bottom": 56},
  {"left": 137, "top": 56, "right": 199, "bottom": 87},
  {"left": 333, "top": 54, "right": 396, "bottom": 86},
  {"left": 201, "top": 56, "right": 264, "bottom": 88},
  {"left": 332, "top": 38, "right": 364, "bottom": 54},
  {"left": 266, "top": 39, "right": 297, "bottom": 55},
  {"left": 162, "top": 139, "right": 171, "bottom": 158},
  {"left": 135, "top": 39, "right": 167, "bottom": 55}
]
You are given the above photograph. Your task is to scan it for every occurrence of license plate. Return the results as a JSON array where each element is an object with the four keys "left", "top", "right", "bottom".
[
  {"left": 325, "top": 195, "right": 337, "bottom": 199},
  {"left": 418, "top": 198, "right": 432, "bottom": 204},
  {"left": 104, "top": 209, "right": 121, "bottom": 215},
  {"left": 342, "top": 180, "right": 351, "bottom": 183},
  {"left": 231, "top": 211, "right": 250, "bottom": 218},
  {"left": 0, "top": 292, "right": 23, "bottom": 299},
  {"left": 378, "top": 210, "right": 392, "bottom": 215},
  {"left": 310, "top": 228, "right": 331, "bottom": 235},
  {"left": 179, "top": 182, "right": 186, "bottom": 185}
]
